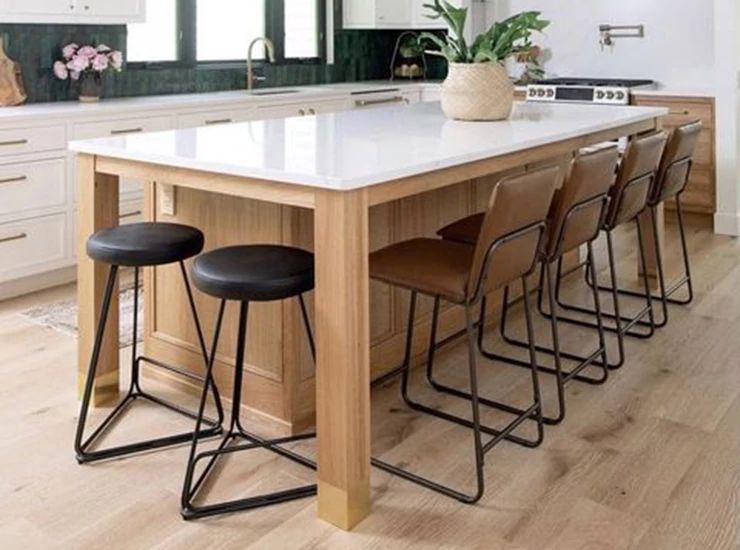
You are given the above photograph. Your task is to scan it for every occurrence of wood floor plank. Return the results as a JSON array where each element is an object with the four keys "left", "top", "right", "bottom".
[{"left": 1, "top": 221, "right": 739, "bottom": 549}]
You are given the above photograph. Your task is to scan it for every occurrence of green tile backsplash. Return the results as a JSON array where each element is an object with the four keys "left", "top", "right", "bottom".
[{"left": 0, "top": 16, "right": 445, "bottom": 104}]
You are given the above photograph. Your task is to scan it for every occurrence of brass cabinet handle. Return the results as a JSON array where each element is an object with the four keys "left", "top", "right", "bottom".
[
  {"left": 205, "top": 118, "right": 233, "bottom": 125},
  {"left": 0, "top": 138, "right": 28, "bottom": 147},
  {"left": 355, "top": 96, "right": 406, "bottom": 108},
  {"left": 669, "top": 109, "right": 691, "bottom": 116},
  {"left": 298, "top": 109, "right": 306, "bottom": 116},
  {"left": 308, "top": 108, "right": 316, "bottom": 115},
  {"left": 0, "top": 175, "right": 27, "bottom": 185},
  {"left": 0, "top": 232, "right": 27, "bottom": 244},
  {"left": 120, "top": 210, "right": 142, "bottom": 219},
  {"left": 110, "top": 128, "right": 144, "bottom": 135}
]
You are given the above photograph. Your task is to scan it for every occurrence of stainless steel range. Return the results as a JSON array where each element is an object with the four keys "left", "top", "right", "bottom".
[{"left": 526, "top": 78, "right": 655, "bottom": 106}]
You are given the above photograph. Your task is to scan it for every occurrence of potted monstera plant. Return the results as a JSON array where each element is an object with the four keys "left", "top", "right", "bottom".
[{"left": 422, "top": 1, "right": 549, "bottom": 121}]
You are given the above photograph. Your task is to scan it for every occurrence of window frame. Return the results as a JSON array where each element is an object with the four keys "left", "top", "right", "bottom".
[{"left": 127, "top": 0, "right": 327, "bottom": 70}]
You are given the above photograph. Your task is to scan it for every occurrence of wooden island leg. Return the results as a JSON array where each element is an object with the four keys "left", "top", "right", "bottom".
[
  {"left": 313, "top": 188, "right": 372, "bottom": 530},
  {"left": 76, "top": 154, "right": 120, "bottom": 406}
]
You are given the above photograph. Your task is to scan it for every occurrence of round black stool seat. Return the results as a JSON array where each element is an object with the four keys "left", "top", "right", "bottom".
[
  {"left": 87, "top": 222, "right": 204, "bottom": 267},
  {"left": 192, "top": 245, "right": 315, "bottom": 302}
]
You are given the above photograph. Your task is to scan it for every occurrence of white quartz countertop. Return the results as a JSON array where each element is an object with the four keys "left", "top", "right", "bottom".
[
  {"left": 69, "top": 101, "right": 667, "bottom": 191},
  {"left": 0, "top": 80, "right": 440, "bottom": 125}
]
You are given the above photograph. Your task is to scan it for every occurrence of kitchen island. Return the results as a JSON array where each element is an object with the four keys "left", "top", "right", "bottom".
[{"left": 70, "top": 100, "right": 666, "bottom": 530}]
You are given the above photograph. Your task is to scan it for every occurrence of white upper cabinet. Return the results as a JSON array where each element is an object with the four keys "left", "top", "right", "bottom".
[
  {"left": 343, "top": 0, "right": 462, "bottom": 30},
  {"left": 0, "top": 0, "right": 145, "bottom": 24}
]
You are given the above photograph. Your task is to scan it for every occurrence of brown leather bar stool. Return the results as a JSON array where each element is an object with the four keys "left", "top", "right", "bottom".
[
  {"left": 586, "top": 121, "right": 702, "bottom": 326},
  {"left": 438, "top": 146, "right": 619, "bottom": 424},
  {"left": 552, "top": 132, "right": 668, "bottom": 369},
  {"left": 370, "top": 166, "right": 559, "bottom": 503}
]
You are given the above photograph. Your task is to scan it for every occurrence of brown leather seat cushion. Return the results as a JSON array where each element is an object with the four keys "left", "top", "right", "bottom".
[
  {"left": 369, "top": 238, "right": 474, "bottom": 303},
  {"left": 437, "top": 213, "right": 484, "bottom": 245}
]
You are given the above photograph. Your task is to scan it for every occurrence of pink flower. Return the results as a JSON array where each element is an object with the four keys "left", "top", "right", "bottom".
[
  {"left": 67, "top": 54, "right": 90, "bottom": 73},
  {"left": 96, "top": 43, "right": 112, "bottom": 53},
  {"left": 78, "top": 46, "right": 98, "bottom": 59},
  {"left": 53, "top": 61, "right": 69, "bottom": 80},
  {"left": 92, "top": 54, "right": 109, "bottom": 72},
  {"left": 109, "top": 51, "right": 123, "bottom": 71},
  {"left": 62, "top": 43, "right": 78, "bottom": 60}
]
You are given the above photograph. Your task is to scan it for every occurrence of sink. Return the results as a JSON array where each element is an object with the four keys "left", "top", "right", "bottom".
[{"left": 249, "top": 89, "right": 301, "bottom": 96}]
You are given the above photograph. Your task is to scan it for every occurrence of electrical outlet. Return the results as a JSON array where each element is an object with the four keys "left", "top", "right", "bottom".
[{"left": 160, "top": 184, "right": 176, "bottom": 216}]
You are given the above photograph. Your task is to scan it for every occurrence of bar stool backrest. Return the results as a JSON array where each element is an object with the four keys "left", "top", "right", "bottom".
[
  {"left": 544, "top": 146, "right": 620, "bottom": 261},
  {"left": 467, "top": 166, "right": 559, "bottom": 302},
  {"left": 606, "top": 131, "right": 667, "bottom": 229},
  {"left": 651, "top": 121, "right": 702, "bottom": 205}
]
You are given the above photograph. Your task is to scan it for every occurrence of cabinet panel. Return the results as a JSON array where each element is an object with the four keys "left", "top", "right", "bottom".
[
  {"left": 0, "top": 125, "right": 66, "bottom": 158},
  {"left": 177, "top": 108, "right": 254, "bottom": 129},
  {"left": 7, "top": 0, "right": 72, "bottom": 15},
  {"left": 0, "top": 158, "right": 66, "bottom": 218},
  {"left": 3, "top": 0, "right": 144, "bottom": 23},
  {"left": 376, "top": 0, "right": 411, "bottom": 26},
  {"left": 0, "top": 213, "right": 67, "bottom": 283},
  {"left": 76, "top": 0, "right": 143, "bottom": 17}
]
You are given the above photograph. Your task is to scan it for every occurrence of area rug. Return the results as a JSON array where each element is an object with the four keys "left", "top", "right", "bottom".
[{"left": 19, "top": 285, "right": 143, "bottom": 347}]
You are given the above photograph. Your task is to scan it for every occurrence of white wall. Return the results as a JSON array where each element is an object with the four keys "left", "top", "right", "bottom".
[{"left": 485, "top": 0, "right": 715, "bottom": 89}]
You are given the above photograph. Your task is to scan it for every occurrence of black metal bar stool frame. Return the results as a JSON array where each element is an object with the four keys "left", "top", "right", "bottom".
[
  {"left": 75, "top": 262, "right": 225, "bottom": 464},
  {"left": 372, "top": 221, "right": 547, "bottom": 504},
  {"left": 585, "top": 160, "right": 695, "bottom": 329},
  {"left": 542, "top": 170, "right": 660, "bottom": 371},
  {"left": 181, "top": 295, "right": 317, "bottom": 520},
  {"left": 479, "top": 194, "right": 611, "bottom": 426}
]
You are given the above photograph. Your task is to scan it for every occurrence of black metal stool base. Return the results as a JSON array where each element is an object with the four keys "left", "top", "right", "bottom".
[
  {"left": 371, "top": 276, "right": 545, "bottom": 504},
  {"left": 75, "top": 263, "right": 226, "bottom": 465},
  {"left": 484, "top": 244, "right": 610, "bottom": 425},
  {"left": 584, "top": 199, "right": 694, "bottom": 330},
  {"left": 76, "top": 370, "right": 223, "bottom": 465},
  {"left": 182, "top": 299, "right": 317, "bottom": 520},
  {"left": 181, "top": 428, "right": 316, "bottom": 520}
]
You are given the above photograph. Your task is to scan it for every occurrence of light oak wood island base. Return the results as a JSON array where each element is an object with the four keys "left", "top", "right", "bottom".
[{"left": 72, "top": 101, "right": 666, "bottom": 529}]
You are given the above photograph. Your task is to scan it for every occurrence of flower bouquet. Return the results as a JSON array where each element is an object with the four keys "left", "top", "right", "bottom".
[{"left": 54, "top": 43, "right": 123, "bottom": 102}]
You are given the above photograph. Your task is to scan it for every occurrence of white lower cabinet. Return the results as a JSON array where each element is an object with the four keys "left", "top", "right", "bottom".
[
  {"left": 0, "top": 158, "right": 66, "bottom": 219},
  {"left": 253, "top": 99, "right": 350, "bottom": 120},
  {"left": 0, "top": 213, "right": 67, "bottom": 282},
  {"left": 177, "top": 108, "right": 255, "bottom": 129}
]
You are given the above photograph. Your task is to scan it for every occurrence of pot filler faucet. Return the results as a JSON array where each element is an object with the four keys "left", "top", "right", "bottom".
[{"left": 247, "top": 37, "right": 276, "bottom": 91}]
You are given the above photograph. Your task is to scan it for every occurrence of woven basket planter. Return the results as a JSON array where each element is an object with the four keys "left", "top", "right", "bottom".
[{"left": 441, "top": 62, "right": 514, "bottom": 121}]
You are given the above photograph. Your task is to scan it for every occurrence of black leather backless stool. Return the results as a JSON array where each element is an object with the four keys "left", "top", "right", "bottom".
[
  {"left": 75, "top": 222, "right": 224, "bottom": 464},
  {"left": 181, "top": 245, "right": 317, "bottom": 520}
]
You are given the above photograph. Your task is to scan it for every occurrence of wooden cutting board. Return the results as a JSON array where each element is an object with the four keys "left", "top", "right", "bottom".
[{"left": 0, "top": 38, "right": 27, "bottom": 106}]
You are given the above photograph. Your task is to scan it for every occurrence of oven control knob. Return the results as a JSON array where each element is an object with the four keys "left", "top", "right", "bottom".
[
  {"left": 606, "top": 91, "right": 616, "bottom": 100},
  {"left": 529, "top": 88, "right": 537, "bottom": 97},
  {"left": 546, "top": 88, "right": 554, "bottom": 98},
  {"left": 596, "top": 90, "right": 605, "bottom": 100},
  {"left": 616, "top": 91, "right": 626, "bottom": 101},
  {"left": 537, "top": 88, "right": 546, "bottom": 97}
]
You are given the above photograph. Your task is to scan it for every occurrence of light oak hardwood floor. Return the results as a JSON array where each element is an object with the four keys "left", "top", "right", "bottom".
[{"left": 1, "top": 219, "right": 738, "bottom": 550}]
